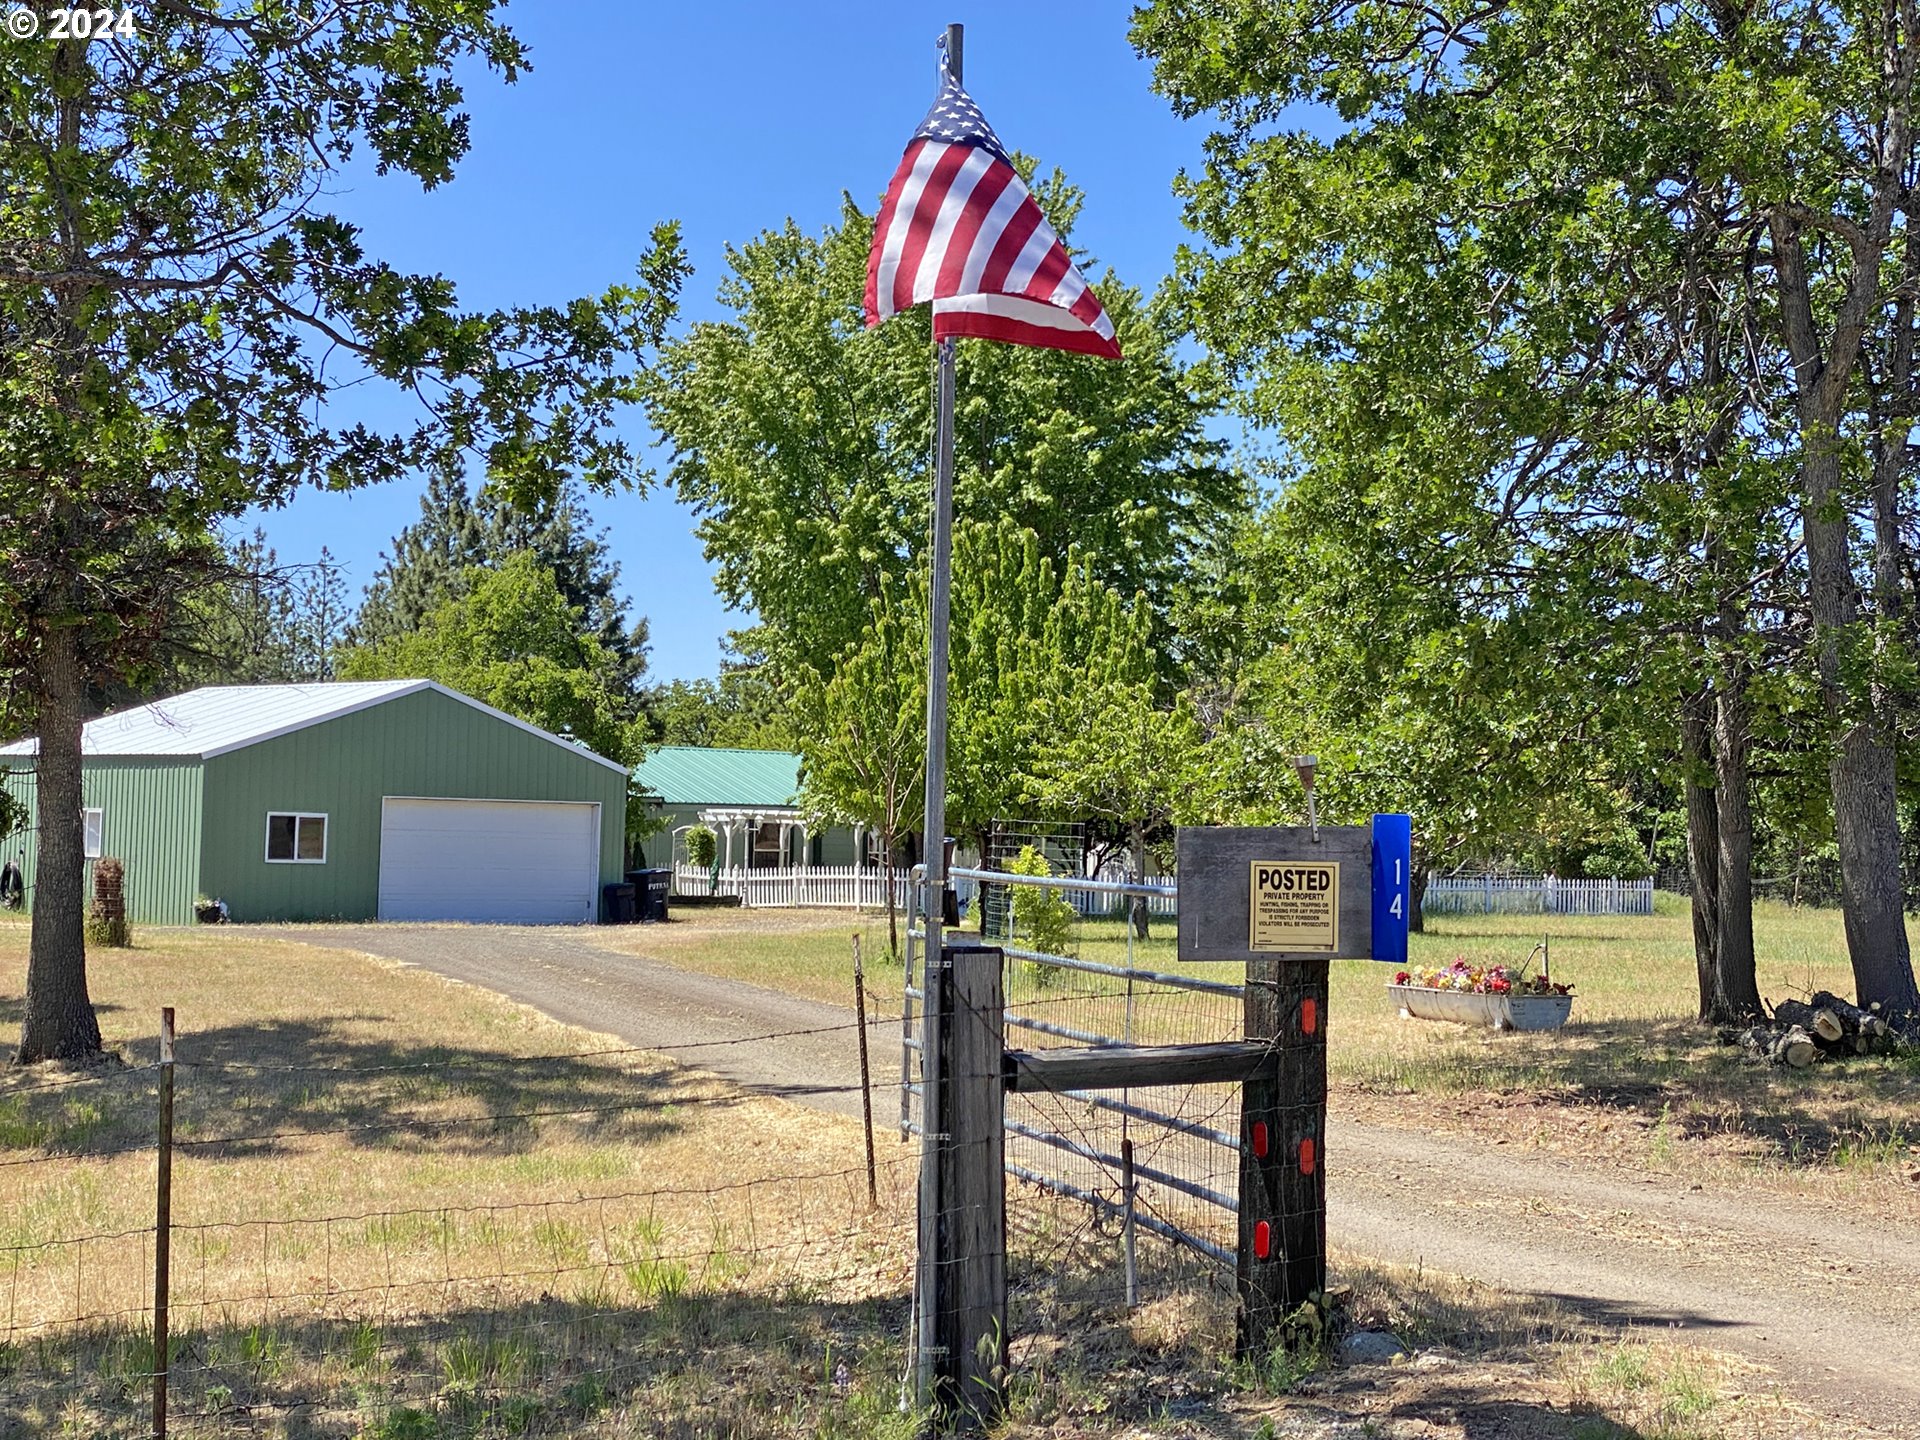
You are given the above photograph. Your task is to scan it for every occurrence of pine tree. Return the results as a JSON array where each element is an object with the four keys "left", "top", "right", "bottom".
[
  {"left": 349, "top": 476, "right": 651, "bottom": 714},
  {"left": 290, "top": 548, "right": 352, "bottom": 681},
  {"left": 347, "top": 472, "right": 486, "bottom": 647}
]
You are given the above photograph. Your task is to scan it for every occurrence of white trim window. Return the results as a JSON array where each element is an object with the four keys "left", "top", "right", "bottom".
[
  {"left": 81, "top": 807, "right": 103, "bottom": 860},
  {"left": 265, "top": 812, "right": 328, "bottom": 864}
]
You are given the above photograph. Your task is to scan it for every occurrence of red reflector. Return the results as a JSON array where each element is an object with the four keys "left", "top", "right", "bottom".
[
  {"left": 1301, "top": 997, "right": 1318, "bottom": 1035},
  {"left": 1252, "top": 1121, "right": 1269, "bottom": 1158},
  {"left": 1254, "top": 1220, "right": 1271, "bottom": 1259},
  {"left": 1299, "top": 1136, "right": 1317, "bottom": 1175}
]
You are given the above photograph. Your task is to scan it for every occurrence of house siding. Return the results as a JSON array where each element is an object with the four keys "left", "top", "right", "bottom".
[
  {"left": 200, "top": 688, "right": 627, "bottom": 923},
  {"left": 0, "top": 759, "right": 205, "bottom": 925}
]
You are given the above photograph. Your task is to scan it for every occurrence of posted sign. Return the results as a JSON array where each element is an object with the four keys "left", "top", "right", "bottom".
[
  {"left": 1177, "top": 816, "right": 1412, "bottom": 964},
  {"left": 1248, "top": 861, "right": 1339, "bottom": 953}
]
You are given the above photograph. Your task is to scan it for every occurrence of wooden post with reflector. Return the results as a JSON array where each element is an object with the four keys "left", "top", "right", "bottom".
[{"left": 1238, "top": 957, "right": 1328, "bottom": 1355}]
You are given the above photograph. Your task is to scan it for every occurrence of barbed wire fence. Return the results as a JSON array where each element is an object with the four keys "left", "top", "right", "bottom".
[
  {"left": 1, "top": 1009, "right": 943, "bottom": 1440},
  {"left": 3, "top": 945, "right": 1247, "bottom": 1439}
]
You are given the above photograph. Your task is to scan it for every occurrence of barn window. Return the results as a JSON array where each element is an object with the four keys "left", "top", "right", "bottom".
[
  {"left": 265, "top": 812, "right": 328, "bottom": 864},
  {"left": 81, "top": 808, "right": 103, "bottom": 860}
]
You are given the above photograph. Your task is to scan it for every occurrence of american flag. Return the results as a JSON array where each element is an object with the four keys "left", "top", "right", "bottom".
[{"left": 865, "top": 59, "right": 1121, "bottom": 360}]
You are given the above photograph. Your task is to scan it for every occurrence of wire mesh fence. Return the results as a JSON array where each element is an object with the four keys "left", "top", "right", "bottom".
[
  {"left": 903, "top": 862, "right": 1248, "bottom": 1311},
  {"left": 5, "top": 1166, "right": 917, "bottom": 1438}
]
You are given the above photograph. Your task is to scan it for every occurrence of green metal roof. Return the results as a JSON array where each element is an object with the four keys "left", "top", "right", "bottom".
[{"left": 634, "top": 746, "right": 801, "bottom": 807}]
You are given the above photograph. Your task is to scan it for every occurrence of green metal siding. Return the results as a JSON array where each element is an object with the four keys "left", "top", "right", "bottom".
[
  {"left": 0, "top": 759, "right": 205, "bottom": 926},
  {"left": 815, "top": 827, "right": 857, "bottom": 865},
  {"left": 199, "top": 689, "right": 628, "bottom": 923}
]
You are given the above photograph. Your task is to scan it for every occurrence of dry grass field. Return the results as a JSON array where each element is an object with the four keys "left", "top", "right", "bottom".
[
  {"left": 0, "top": 913, "right": 1907, "bottom": 1438},
  {"left": 0, "top": 924, "right": 921, "bottom": 1439}
]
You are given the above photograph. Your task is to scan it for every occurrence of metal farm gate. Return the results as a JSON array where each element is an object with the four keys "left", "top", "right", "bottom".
[{"left": 900, "top": 864, "right": 1244, "bottom": 1280}]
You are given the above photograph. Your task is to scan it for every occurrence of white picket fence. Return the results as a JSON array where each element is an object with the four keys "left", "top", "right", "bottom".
[
  {"left": 1422, "top": 873, "right": 1654, "bottom": 917},
  {"left": 671, "top": 863, "right": 920, "bottom": 910},
  {"left": 669, "top": 862, "right": 1650, "bottom": 917}
]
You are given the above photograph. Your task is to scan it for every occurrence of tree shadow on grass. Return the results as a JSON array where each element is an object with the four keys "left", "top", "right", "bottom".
[
  {"left": 1381, "top": 1387, "right": 1658, "bottom": 1440},
  {"left": 0, "top": 994, "right": 123, "bottom": 1031},
  {"left": 0, "top": 1012, "right": 720, "bottom": 1164}
]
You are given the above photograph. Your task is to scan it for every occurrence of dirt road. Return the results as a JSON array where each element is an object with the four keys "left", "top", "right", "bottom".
[
  {"left": 1328, "top": 1121, "right": 1920, "bottom": 1434},
  {"left": 271, "top": 923, "right": 1919, "bottom": 1433}
]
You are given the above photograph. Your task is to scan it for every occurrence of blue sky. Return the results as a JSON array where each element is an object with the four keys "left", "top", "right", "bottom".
[{"left": 252, "top": 5, "right": 1224, "bottom": 682}]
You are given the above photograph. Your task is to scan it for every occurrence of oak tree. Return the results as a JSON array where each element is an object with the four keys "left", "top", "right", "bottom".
[{"left": 1, "top": 5, "right": 683, "bottom": 1059}]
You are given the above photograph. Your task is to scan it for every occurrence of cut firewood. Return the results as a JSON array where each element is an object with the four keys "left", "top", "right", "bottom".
[
  {"left": 1809, "top": 990, "right": 1888, "bottom": 1038},
  {"left": 1733, "top": 992, "right": 1916, "bottom": 1067},
  {"left": 1771, "top": 1025, "right": 1818, "bottom": 1068},
  {"left": 1773, "top": 1000, "right": 1847, "bottom": 1051}
]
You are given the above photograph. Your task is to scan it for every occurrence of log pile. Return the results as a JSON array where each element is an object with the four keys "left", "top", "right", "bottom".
[
  {"left": 86, "top": 856, "right": 130, "bottom": 948},
  {"left": 1731, "top": 990, "right": 1918, "bottom": 1068}
]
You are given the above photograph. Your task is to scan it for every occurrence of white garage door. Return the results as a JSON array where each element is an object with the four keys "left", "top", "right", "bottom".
[{"left": 378, "top": 798, "right": 600, "bottom": 924}]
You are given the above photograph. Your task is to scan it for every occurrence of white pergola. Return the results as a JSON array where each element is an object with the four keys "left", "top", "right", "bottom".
[
  {"left": 669, "top": 810, "right": 881, "bottom": 871},
  {"left": 688, "top": 806, "right": 812, "bottom": 870}
]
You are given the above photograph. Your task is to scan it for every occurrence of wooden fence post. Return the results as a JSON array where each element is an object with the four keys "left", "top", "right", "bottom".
[
  {"left": 929, "top": 942, "right": 1006, "bottom": 1425},
  {"left": 1238, "top": 958, "right": 1328, "bottom": 1357}
]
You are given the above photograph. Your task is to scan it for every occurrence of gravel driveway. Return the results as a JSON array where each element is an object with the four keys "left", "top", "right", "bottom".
[{"left": 266, "top": 923, "right": 899, "bottom": 1123}]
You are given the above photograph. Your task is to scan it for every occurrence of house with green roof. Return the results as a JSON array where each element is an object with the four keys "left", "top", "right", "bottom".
[{"left": 631, "top": 746, "right": 863, "bottom": 871}]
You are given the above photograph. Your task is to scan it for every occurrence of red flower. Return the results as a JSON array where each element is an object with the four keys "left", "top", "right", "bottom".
[{"left": 1394, "top": 971, "right": 1411, "bottom": 986}]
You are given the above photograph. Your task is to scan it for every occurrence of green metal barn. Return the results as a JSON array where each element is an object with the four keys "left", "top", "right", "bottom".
[{"left": 0, "top": 681, "right": 629, "bottom": 926}]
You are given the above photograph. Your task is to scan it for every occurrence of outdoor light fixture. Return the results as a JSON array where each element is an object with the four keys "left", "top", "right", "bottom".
[{"left": 1294, "top": 755, "right": 1319, "bottom": 842}]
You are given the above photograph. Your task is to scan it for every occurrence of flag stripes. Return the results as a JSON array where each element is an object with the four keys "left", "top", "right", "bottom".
[{"left": 865, "top": 67, "right": 1120, "bottom": 360}]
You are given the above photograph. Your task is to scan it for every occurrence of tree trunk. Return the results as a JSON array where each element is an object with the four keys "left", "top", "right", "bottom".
[
  {"left": 1711, "top": 665, "right": 1763, "bottom": 1020},
  {"left": 1830, "top": 729, "right": 1918, "bottom": 1009},
  {"left": 1681, "top": 690, "right": 1722, "bottom": 1022},
  {"left": 1772, "top": 212, "right": 1920, "bottom": 1012},
  {"left": 1408, "top": 846, "right": 1428, "bottom": 934},
  {"left": 1864, "top": 244, "right": 1920, "bottom": 1006},
  {"left": 1128, "top": 819, "right": 1150, "bottom": 940},
  {"left": 19, "top": 627, "right": 102, "bottom": 1062},
  {"left": 881, "top": 825, "right": 899, "bottom": 962},
  {"left": 1806, "top": 440, "right": 1916, "bottom": 1012}
]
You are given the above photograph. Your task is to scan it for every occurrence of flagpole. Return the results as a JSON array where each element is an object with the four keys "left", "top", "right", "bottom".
[{"left": 915, "top": 22, "right": 962, "bottom": 1416}]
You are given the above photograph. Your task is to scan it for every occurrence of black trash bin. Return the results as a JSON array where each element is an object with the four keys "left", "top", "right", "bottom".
[
  {"left": 627, "top": 868, "right": 671, "bottom": 923},
  {"left": 601, "top": 882, "right": 637, "bottom": 924}
]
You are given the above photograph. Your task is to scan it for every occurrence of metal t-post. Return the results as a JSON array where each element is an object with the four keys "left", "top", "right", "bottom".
[
  {"left": 914, "top": 25, "right": 963, "bottom": 1411},
  {"left": 153, "top": 1007, "right": 175, "bottom": 1440}
]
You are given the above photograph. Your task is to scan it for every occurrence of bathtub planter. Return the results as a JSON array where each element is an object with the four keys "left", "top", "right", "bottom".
[{"left": 1387, "top": 983, "right": 1573, "bottom": 1032}]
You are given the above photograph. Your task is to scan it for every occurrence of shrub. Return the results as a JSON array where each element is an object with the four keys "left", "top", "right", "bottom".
[
  {"left": 1008, "top": 845, "right": 1075, "bottom": 983},
  {"left": 684, "top": 825, "right": 717, "bottom": 869}
]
